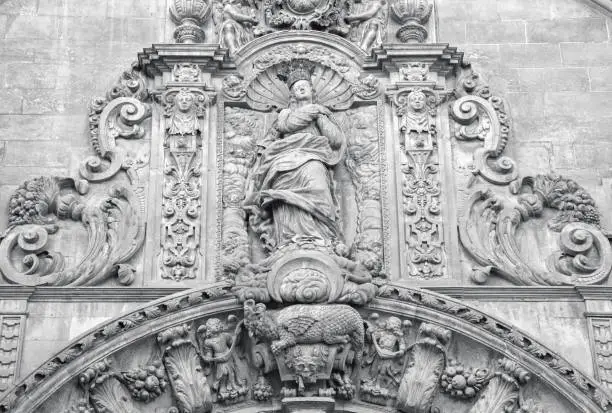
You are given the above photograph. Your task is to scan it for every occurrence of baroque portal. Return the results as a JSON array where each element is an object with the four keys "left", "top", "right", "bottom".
[{"left": 0, "top": 1, "right": 611, "bottom": 413}]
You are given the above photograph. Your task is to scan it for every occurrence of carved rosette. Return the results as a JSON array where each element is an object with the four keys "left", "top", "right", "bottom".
[
  {"left": 160, "top": 87, "right": 213, "bottom": 281},
  {"left": 392, "top": 88, "right": 446, "bottom": 279}
]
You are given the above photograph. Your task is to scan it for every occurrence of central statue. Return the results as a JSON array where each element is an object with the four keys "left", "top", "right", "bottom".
[
  {"left": 235, "top": 59, "right": 377, "bottom": 305},
  {"left": 245, "top": 60, "right": 346, "bottom": 252}
]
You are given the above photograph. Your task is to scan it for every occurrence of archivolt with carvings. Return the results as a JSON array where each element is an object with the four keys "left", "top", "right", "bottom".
[{"left": 0, "top": 284, "right": 609, "bottom": 413}]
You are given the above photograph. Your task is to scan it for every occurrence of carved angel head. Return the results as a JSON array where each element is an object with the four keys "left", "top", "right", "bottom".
[{"left": 408, "top": 89, "right": 426, "bottom": 112}]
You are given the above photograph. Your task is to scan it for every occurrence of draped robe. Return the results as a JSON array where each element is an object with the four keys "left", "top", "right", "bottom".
[{"left": 245, "top": 104, "right": 346, "bottom": 250}]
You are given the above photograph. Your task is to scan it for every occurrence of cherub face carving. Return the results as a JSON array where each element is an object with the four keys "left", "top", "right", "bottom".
[
  {"left": 177, "top": 90, "right": 195, "bottom": 112},
  {"left": 408, "top": 91, "right": 426, "bottom": 112}
]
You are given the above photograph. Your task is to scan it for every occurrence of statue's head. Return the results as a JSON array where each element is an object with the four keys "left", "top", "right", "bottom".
[
  {"left": 176, "top": 89, "right": 195, "bottom": 113},
  {"left": 204, "top": 318, "right": 224, "bottom": 337},
  {"left": 408, "top": 90, "right": 426, "bottom": 112},
  {"left": 278, "top": 59, "right": 315, "bottom": 104},
  {"left": 385, "top": 316, "right": 402, "bottom": 334},
  {"left": 290, "top": 79, "right": 314, "bottom": 103}
]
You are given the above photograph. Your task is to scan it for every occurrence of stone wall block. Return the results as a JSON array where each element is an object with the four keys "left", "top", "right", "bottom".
[
  {"left": 589, "top": 67, "right": 612, "bottom": 91},
  {"left": 466, "top": 20, "right": 526, "bottom": 43},
  {"left": 4, "top": 15, "right": 61, "bottom": 40},
  {"left": 512, "top": 67, "right": 590, "bottom": 92},
  {"left": 527, "top": 18, "right": 608, "bottom": 43},
  {"left": 561, "top": 43, "right": 612, "bottom": 66},
  {"left": 503, "top": 43, "right": 562, "bottom": 67}
]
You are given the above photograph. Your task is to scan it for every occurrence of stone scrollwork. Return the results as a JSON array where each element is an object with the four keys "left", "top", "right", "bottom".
[
  {"left": 460, "top": 174, "right": 612, "bottom": 286},
  {"left": 393, "top": 87, "right": 446, "bottom": 279},
  {"left": 451, "top": 70, "right": 517, "bottom": 186},
  {"left": 80, "top": 64, "right": 151, "bottom": 185},
  {"left": 0, "top": 176, "right": 145, "bottom": 286}
]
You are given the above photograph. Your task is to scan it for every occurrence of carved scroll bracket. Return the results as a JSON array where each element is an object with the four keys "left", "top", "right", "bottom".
[
  {"left": 450, "top": 70, "right": 517, "bottom": 186},
  {"left": 80, "top": 65, "right": 151, "bottom": 185}
]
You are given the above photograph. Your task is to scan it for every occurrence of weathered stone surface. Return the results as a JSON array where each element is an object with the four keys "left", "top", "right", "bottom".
[{"left": 0, "top": 0, "right": 610, "bottom": 411}]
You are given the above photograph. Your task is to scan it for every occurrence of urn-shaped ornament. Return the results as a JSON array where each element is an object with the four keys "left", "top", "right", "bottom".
[
  {"left": 389, "top": 0, "right": 432, "bottom": 43},
  {"left": 170, "top": 0, "right": 212, "bottom": 43}
]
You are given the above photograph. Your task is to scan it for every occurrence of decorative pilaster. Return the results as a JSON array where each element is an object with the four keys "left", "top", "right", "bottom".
[
  {"left": 160, "top": 67, "right": 214, "bottom": 281},
  {"left": 392, "top": 88, "right": 446, "bottom": 279},
  {"left": 0, "top": 315, "right": 25, "bottom": 394}
]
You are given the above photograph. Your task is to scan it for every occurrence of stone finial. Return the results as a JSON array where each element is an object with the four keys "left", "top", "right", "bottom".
[
  {"left": 389, "top": 0, "right": 432, "bottom": 42},
  {"left": 169, "top": 0, "right": 212, "bottom": 43}
]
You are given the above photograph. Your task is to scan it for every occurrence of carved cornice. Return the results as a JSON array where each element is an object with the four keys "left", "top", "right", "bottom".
[
  {"left": 368, "top": 43, "right": 465, "bottom": 75},
  {"left": 137, "top": 44, "right": 230, "bottom": 77},
  {"left": 0, "top": 286, "right": 610, "bottom": 303}
]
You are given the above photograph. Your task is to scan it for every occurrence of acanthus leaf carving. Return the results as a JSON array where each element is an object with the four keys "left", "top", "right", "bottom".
[
  {"left": 468, "top": 358, "right": 530, "bottom": 413},
  {"left": 157, "top": 324, "right": 213, "bottom": 413},
  {"left": 460, "top": 174, "right": 612, "bottom": 286},
  {"left": 0, "top": 178, "right": 145, "bottom": 286},
  {"left": 396, "top": 322, "right": 451, "bottom": 413}
]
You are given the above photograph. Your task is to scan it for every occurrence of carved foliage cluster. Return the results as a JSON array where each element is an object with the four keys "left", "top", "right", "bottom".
[{"left": 0, "top": 176, "right": 144, "bottom": 286}]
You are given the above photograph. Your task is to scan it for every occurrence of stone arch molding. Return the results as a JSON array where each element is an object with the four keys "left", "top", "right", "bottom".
[{"left": 1, "top": 284, "right": 610, "bottom": 413}]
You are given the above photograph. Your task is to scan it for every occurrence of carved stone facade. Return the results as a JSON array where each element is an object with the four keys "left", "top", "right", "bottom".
[{"left": 0, "top": 1, "right": 611, "bottom": 413}]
